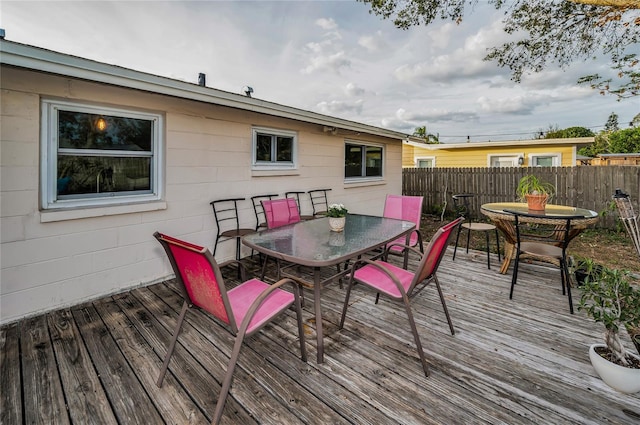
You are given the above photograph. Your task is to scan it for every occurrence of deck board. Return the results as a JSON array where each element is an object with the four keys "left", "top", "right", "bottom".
[{"left": 2, "top": 247, "right": 640, "bottom": 424}]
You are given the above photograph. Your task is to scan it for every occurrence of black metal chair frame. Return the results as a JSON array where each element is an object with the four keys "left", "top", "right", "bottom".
[
  {"left": 285, "top": 191, "right": 314, "bottom": 220},
  {"left": 452, "top": 193, "right": 501, "bottom": 269},
  {"left": 307, "top": 188, "right": 332, "bottom": 217},
  {"left": 506, "top": 210, "right": 584, "bottom": 314},
  {"left": 251, "top": 194, "right": 279, "bottom": 230},
  {"left": 210, "top": 198, "right": 255, "bottom": 260}
]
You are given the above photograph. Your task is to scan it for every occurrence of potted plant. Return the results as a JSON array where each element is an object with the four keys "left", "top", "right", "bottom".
[
  {"left": 327, "top": 203, "right": 348, "bottom": 232},
  {"left": 516, "top": 175, "right": 555, "bottom": 211},
  {"left": 578, "top": 266, "right": 640, "bottom": 393},
  {"left": 573, "top": 257, "right": 604, "bottom": 287}
]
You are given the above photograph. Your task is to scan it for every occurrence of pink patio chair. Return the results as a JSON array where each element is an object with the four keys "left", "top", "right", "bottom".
[
  {"left": 262, "top": 198, "right": 301, "bottom": 229},
  {"left": 259, "top": 198, "right": 302, "bottom": 280},
  {"left": 339, "top": 217, "right": 463, "bottom": 377},
  {"left": 153, "top": 232, "right": 306, "bottom": 425},
  {"left": 383, "top": 194, "right": 425, "bottom": 258}
]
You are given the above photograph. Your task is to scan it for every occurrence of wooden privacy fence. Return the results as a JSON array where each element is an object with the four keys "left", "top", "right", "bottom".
[{"left": 403, "top": 166, "right": 640, "bottom": 230}]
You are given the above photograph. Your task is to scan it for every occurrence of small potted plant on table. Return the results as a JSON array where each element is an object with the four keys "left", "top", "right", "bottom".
[
  {"left": 578, "top": 266, "right": 640, "bottom": 393},
  {"left": 327, "top": 203, "right": 348, "bottom": 232},
  {"left": 516, "top": 175, "right": 555, "bottom": 211}
]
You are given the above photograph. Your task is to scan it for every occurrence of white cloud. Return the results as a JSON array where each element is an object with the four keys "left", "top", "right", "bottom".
[
  {"left": 317, "top": 99, "right": 364, "bottom": 115},
  {"left": 358, "top": 31, "right": 389, "bottom": 52},
  {"left": 344, "top": 82, "right": 365, "bottom": 97},
  {"left": 302, "top": 51, "right": 351, "bottom": 74},
  {"left": 316, "top": 17, "right": 338, "bottom": 30}
]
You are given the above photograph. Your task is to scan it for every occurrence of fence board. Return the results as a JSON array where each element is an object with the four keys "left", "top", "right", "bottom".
[{"left": 403, "top": 166, "right": 640, "bottom": 229}]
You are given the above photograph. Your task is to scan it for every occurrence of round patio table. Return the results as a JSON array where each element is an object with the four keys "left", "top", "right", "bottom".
[{"left": 480, "top": 202, "right": 599, "bottom": 274}]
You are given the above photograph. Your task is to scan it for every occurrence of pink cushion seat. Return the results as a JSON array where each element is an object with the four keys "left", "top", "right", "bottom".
[
  {"left": 353, "top": 261, "right": 414, "bottom": 299},
  {"left": 227, "top": 278, "right": 294, "bottom": 334}
]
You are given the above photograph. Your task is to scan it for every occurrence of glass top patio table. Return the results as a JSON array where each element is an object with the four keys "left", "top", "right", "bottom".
[
  {"left": 242, "top": 214, "right": 416, "bottom": 363},
  {"left": 480, "top": 202, "right": 598, "bottom": 274}
]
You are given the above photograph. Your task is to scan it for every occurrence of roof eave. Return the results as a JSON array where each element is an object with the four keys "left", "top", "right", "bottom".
[{"left": 0, "top": 40, "right": 409, "bottom": 141}]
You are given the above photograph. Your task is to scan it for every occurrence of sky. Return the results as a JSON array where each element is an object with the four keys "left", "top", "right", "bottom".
[{"left": 2, "top": 1, "right": 638, "bottom": 143}]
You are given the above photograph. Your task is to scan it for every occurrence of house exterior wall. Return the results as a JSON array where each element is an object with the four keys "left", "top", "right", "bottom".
[
  {"left": 0, "top": 66, "right": 403, "bottom": 324},
  {"left": 402, "top": 143, "right": 578, "bottom": 167}
]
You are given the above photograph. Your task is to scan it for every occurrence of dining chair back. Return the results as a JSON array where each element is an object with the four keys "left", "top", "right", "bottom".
[
  {"left": 210, "top": 198, "right": 255, "bottom": 259},
  {"left": 505, "top": 210, "right": 584, "bottom": 314},
  {"left": 383, "top": 194, "right": 424, "bottom": 255},
  {"left": 451, "top": 193, "right": 501, "bottom": 269},
  {"left": 153, "top": 232, "right": 306, "bottom": 425},
  {"left": 251, "top": 194, "right": 279, "bottom": 230},
  {"left": 339, "top": 217, "right": 463, "bottom": 377},
  {"left": 307, "top": 188, "right": 332, "bottom": 217},
  {"left": 285, "top": 191, "right": 314, "bottom": 220},
  {"left": 262, "top": 198, "right": 301, "bottom": 229}
]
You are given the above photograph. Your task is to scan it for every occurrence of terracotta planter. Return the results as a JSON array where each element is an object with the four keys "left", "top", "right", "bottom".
[
  {"left": 329, "top": 216, "right": 346, "bottom": 232},
  {"left": 525, "top": 193, "right": 548, "bottom": 211},
  {"left": 589, "top": 344, "right": 640, "bottom": 394}
]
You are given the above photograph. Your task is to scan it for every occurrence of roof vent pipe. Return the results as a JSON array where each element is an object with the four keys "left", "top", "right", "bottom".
[{"left": 198, "top": 73, "right": 206, "bottom": 87}]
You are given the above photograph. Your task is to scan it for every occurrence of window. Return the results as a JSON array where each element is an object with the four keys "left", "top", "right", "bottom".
[
  {"left": 488, "top": 155, "right": 520, "bottom": 168},
  {"left": 530, "top": 153, "right": 561, "bottom": 166},
  {"left": 41, "top": 99, "right": 163, "bottom": 210},
  {"left": 252, "top": 127, "right": 297, "bottom": 170},
  {"left": 345, "top": 142, "right": 383, "bottom": 179},
  {"left": 415, "top": 157, "right": 435, "bottom": 168}
]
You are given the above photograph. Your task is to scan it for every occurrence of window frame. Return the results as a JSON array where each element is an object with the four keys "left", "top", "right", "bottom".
[
  {"left": 251, "top": 126, "right": 298, "bottom": 171},
  {"left": 41, "top": 99, "right": 164, "bottom": 210},
  {"left": 529, "top": 153, "right": 561, "bottom": 167},
  {"left": 487, "top": 154, "right": 522, "bottom": 168},
  {"left": 415, "top": 156, "right": 436, "bottom": 168},
  {"left": 344, "top": 140, "right": 385, "bottom": 182}
]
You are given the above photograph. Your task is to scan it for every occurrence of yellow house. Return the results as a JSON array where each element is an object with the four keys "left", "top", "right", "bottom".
[{"left": 402, "top": 137, "right": 594, "bottom": 168}]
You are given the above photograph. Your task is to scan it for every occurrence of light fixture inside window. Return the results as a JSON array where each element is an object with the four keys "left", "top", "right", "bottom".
[
  {"left": 518, "top": 156, "right": 524, "bottom": 166},
  {"left": 96, "top": 117, "right": 107, "bottom": 131}
]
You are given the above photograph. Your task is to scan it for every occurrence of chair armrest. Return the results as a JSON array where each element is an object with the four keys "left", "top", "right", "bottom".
[
  {"left": 384, "top": 243, "right": 424, "bottom": 258},
  {"left": 349, "top": 258, "right": 409, "bottom": 299},
  {"left": 237, "top": 278, "right": 299, "bottom": 335}
]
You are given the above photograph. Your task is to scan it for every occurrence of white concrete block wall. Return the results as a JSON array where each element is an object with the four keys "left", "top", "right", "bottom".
[{"left": 0, "top": 66, "right": 403, "bottom": 324}]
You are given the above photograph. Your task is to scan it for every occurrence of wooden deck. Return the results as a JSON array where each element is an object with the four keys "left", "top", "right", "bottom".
[{"left": 2, "top": 248, "right": 639, "bottom": 424}]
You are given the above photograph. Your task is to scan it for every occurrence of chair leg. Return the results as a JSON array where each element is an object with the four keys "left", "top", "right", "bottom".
[
  {"left": 433, "top": 275, "right": 455, "bottom": 335},
  {"left": 510, "top": 252, "right": 520, "bottom": 299},
  {"left": 212, "top": 333, "right": 246, "bottom": 425},
  {"left": 213, "top": 234, "right": 221, "bottom": 256},
  {"left": 562, "top": 258, "right": 574, "bottom": 314},
  {"left": 452, "top": 225, "right": 462, "bottom": 261},
  {"left": 292, "top": 285, "right": 308, "bottom": 362},
  {"left": 401, "top": 297, "right": 430, "bottom": 377},
  {"left": 339, "top": 278, "right": 356, "bottom": 329},
  {"left": 157, "top": 301, "right": 189, "bottom": 388},
  {"left": 465, "top": 227, "right": 471, "bottom": 254},
  {"left": 485, "top": 231, "right": 491, "bottom": 269},
  {"left": 494, "top": 228, "right": 501, "bottom": 262}
]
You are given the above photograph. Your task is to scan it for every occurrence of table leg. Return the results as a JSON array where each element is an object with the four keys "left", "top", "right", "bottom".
[
  {"left": 314, "top": 267, "right": 324, "bottom": 364},
  {"left": 500, "top": 243, "right": 514, "bottom": 274}
]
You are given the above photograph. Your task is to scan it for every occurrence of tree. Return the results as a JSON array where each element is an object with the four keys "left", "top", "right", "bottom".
[
  {"left": 545, "top": 126, "right": 595, "bottom": 138},
  {"left": 608, "top": 127, "right": 640, "bottom": 152},
  {"left": 413, "top": 126, "right": 440, "bottom": 143},
  {"left": 605, "top": 112, "right": 620, "bottom": 132},
  {"left": 360, "top": 0, "right": 639, "bottom": 98},
  {"left": 578, "top": 126, "right": 640, "bottom": 156}
]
